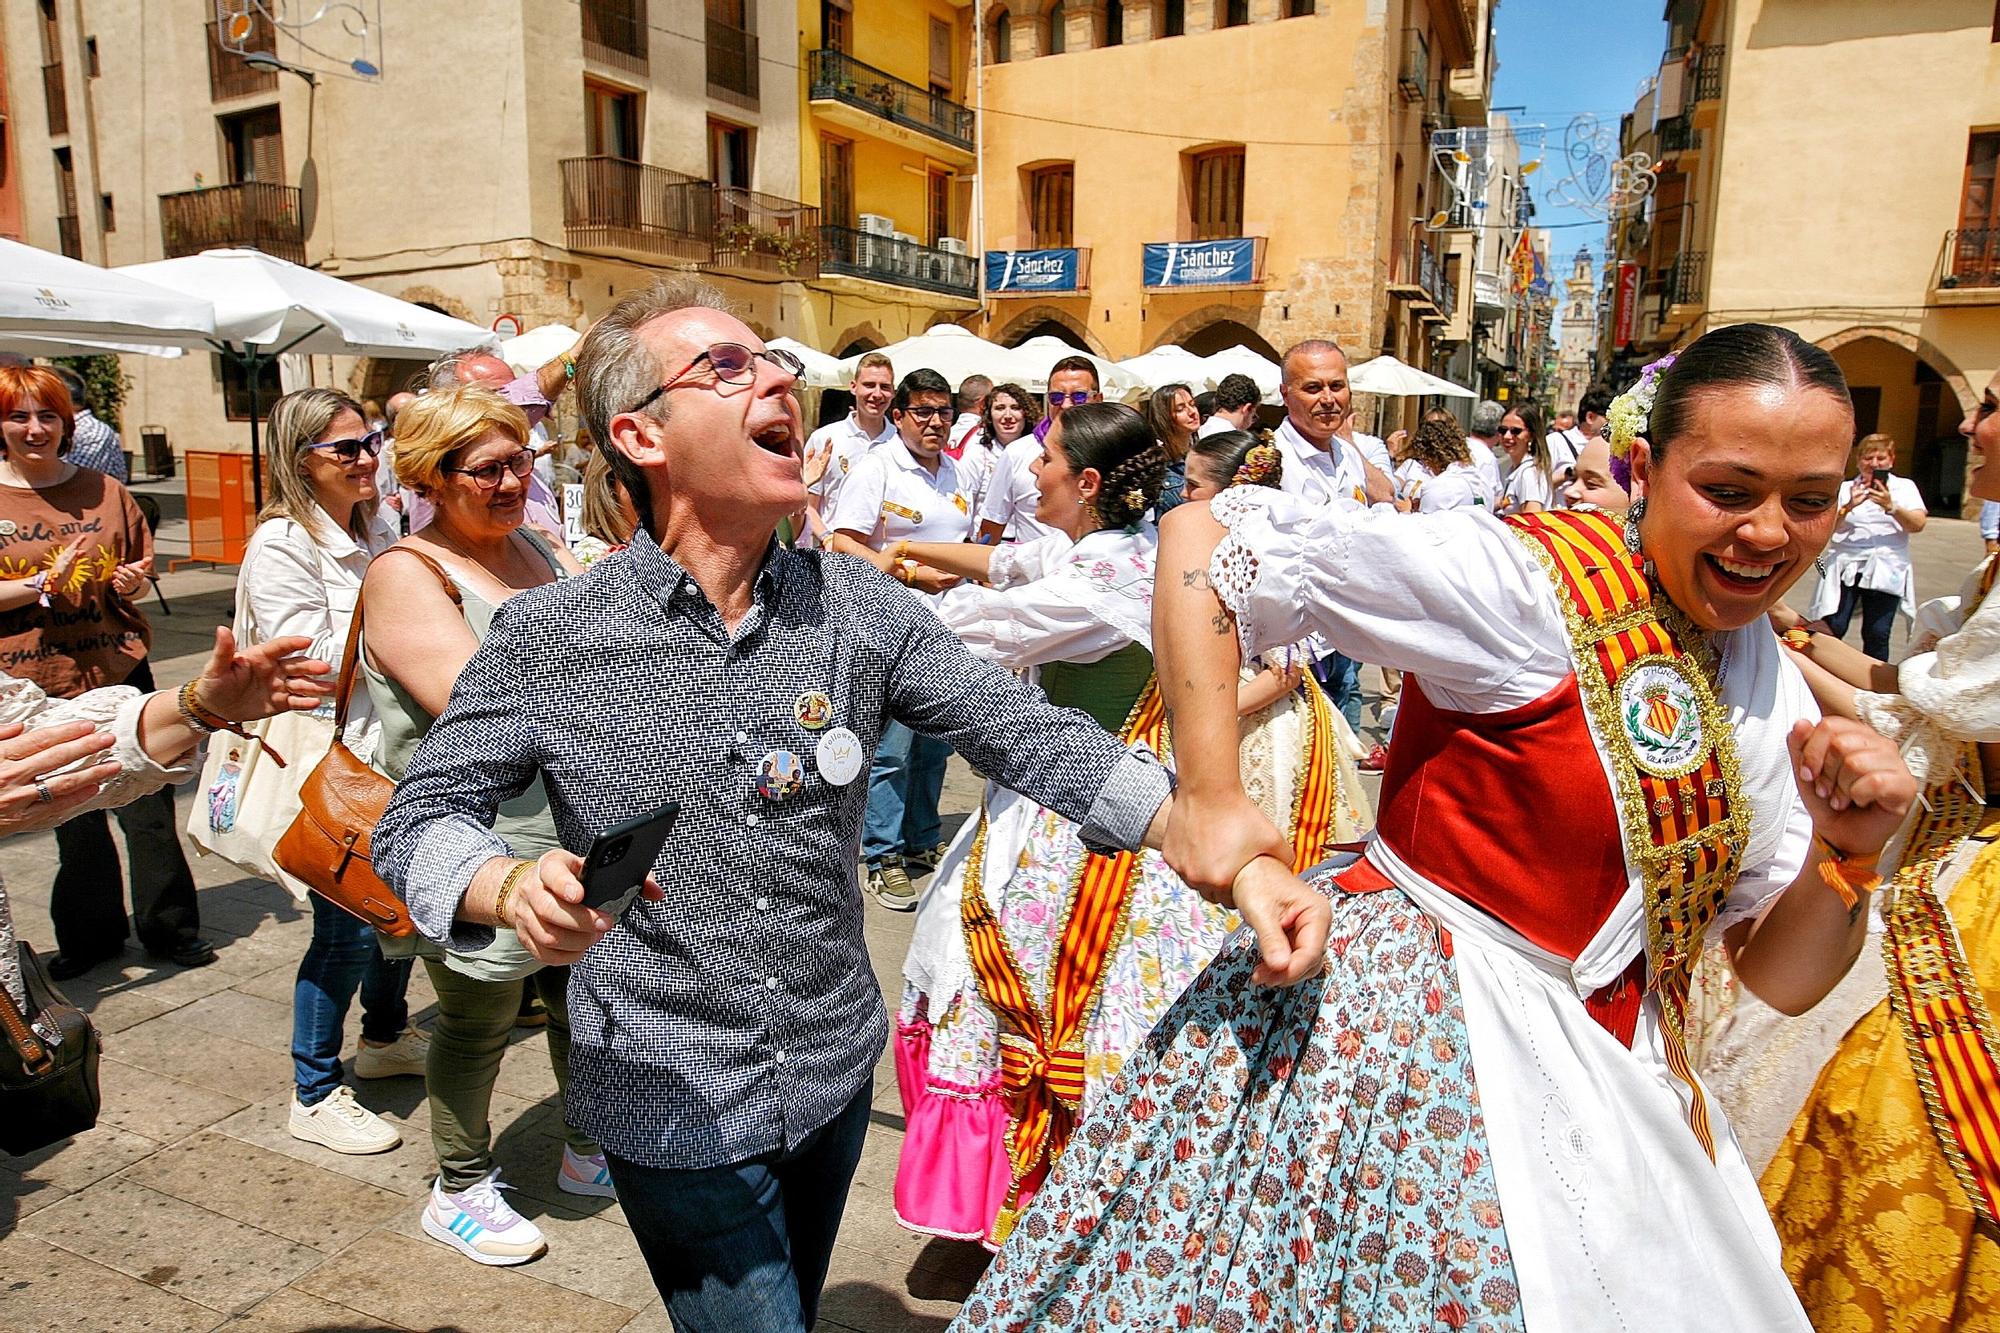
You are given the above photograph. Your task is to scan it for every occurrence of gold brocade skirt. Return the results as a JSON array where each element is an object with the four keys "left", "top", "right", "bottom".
[{"left": 1762, "top": 837, "right": 2000, "bottom": 1332}]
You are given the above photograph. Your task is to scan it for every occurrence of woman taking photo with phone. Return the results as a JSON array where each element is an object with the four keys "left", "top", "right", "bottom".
[
  {"left": 361, "top": 386, "right": 605, "bottom": 1266},
  {"left": 1804, "top": 432, "right": 1926, "bottom": 661}
]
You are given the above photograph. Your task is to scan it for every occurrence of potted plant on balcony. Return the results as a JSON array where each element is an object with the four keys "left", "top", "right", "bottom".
[{"left": 715, "top": 221, "right": 819, "bottom": 276}]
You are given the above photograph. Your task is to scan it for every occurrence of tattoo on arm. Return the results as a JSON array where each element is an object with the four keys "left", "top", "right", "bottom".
[
  {"left": 1211, "top": 611, "right": 1233, "bottom": 636},
  {"left": 1181, "top": 568, "right": 1212, "bottom": 590}
]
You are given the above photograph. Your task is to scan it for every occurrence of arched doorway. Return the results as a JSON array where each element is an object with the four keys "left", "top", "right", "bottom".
[
  {"left": 819, "top": 336, "right": 880, "bottom": 427},
  {"left": 1002, "top": 318, "right": 1089, "bottom": 351},
  {"left": 1177, "top": 320, "right": 1279, "bottom": 361},
  {"left": 1823, "top": 331, "right": 1973, "bottom": 513}
]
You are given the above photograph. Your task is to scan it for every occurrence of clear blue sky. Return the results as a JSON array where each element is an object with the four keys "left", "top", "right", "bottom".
[{"left": 1491, "top": 0, "right": 1669, "bottom": 282}]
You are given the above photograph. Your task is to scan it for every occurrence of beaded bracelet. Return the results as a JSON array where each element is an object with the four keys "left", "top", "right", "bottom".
[
  {"left": 492, "top": 860, "right": 533, "bottom": 927},
  {"left": 1814, "top": 833, "right": 1884, "bottom": 911},
  {"left": 178, "top": 681, "right": 288, "bottom": 766}
]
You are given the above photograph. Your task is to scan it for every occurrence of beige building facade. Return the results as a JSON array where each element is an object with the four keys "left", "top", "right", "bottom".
[{"left": 1603, "top": 0, "right": 2000, "bottom": 514}]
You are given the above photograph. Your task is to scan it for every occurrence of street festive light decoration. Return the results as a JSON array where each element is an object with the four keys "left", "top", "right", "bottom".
[
  {"left": 1427, "top": 117, "right": 1657, "bottom": 231},
  {"left": 1538, "top": 114, "right": 1657, "bottom": 220},
  {"left": 214, "top": 0, "right": 383, "bottom": 80}
]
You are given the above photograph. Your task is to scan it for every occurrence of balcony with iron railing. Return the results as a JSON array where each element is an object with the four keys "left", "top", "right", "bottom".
[
  {"left": 1389, "top": 242, "right": 1454, "bottom": 316},
  {"left": 1658, "top": 250, "right": 1707, "bottom": 320},
  {"left": 206, "top": 17, "right": 277, "bottom": 100},
  {"left": 711, "top": 186, "right": 818, "bottom": 278},
  {"left": 1691, "top": 45, "right": 1722, "bottom": 104},
  {"left": 1398, "top": 28, "right": 1431, "bottom": 104},
  {"left": 560, "top": 156, "right": 710, "bottom": 264},
  {"left": 1656, "top": 114, "right": 1699, "bottom": 158},
  {"left": 707, "top": 7, "right": 758, "bottom": 101},
  {"left": 55, "top": 214, "right": 80, "bottom": 259},
  {"left": 158, "top": 181, "right": 306, "bottom": 264},
  {"left": 1932, "top": 228, "right": 2000, "bottom": 304},
  {"left": 581, "top": 0, "right": 648, "bottom": 75},
  {"left": 43, "top": 63, "right": 67, "bottom": 136},
  {"left": 808, "top": 49, "right": 975, "bottom": 162},
  {"left": 819, "top": 226, "right": 976, "bottom": 300}
]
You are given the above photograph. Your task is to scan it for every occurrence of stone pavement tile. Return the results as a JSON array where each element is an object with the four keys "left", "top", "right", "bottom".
[
  {"left": 118, "top": 1130, "right": 405, "bottom": 1253},
  {"left": 196, "top": 893, "right": 309, "bottom": 944},
  {"left": 828, "top": 1181, "right": 987, "bottom": 1295},
  {"left": 202, "top": 927, "right": 311, "bottom": 981},
  {"left": 483, "top": 1114, "right": 619, "bottom": 1222},
  {"left": 208, "top": 1287, "right": 406, "bottom": 1332},
  {"left": 95, "top": 1056, "right": 251, "bottom": 1145},
  {"left": 816, "top": 1240, "right": 961, "bottom": 1333},
  {"left": 211, "top": 1093, "right": 439, "bottom": 1198},
  {"left": 70, "top": 983, "right": 179, "bottom": 1034},
  {"left": 0, "top": 1159, "right": 69, "bottom": 1226},
  {"left": 295, "top": 1230, "right": 634, "bottom": 1333},
  {"left": 73, "top": 956, "right": 243, "bottom": 1011},
  {"left": 20, "top": 1177, "right": 323, "bottom": 1316},
  {"left": 0, "top": 1233, "right": 220, "bottom": 1333},
  {"left": 7, "top": 1121, "right": 161, "bottom": 1193},
  {"left": 377, "top": 1190, "right": 656, "bottom": 1310},
  {"left": 620, "top": 1300, "right": 672, "bottom": 1332},
  {"left": 173, "top": 987, "right": 298, "bottom": 1050},
  {"left": 490, "top": 1033, "right": 563, "bottom": 1104},
  {"left": 235, "top": 961, "right": 305, "bottom": 1006},
  {"left": 106, "top": 1013, "right": 293, "bottom": 1101}
]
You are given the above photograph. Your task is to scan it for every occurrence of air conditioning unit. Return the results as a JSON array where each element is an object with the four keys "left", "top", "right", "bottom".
[
  {"left": 937, "top": 236, "right": 967, "bottom": 255},
  {"left": 893, "top": 232, "right": 921, "bottom": 276},
  {"left": 859, "top": 213, "right": 896, "bottom": 236},
  {"left": 854, "top": 230, "right": 881, "bottom": 270}
]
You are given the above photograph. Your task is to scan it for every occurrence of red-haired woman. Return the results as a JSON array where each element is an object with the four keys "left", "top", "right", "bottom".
[{"left": 0, "top": 367, "right": 210, "bottom": 977}]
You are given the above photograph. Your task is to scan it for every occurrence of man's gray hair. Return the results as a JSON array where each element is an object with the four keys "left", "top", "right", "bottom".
[
  {"left": 574, "top": 276, "right": 735, "bottom": 532},
  {"left": 1470, "top": 399, "right": 1505, "bottom": 435},
  {"left": 425, "top": 346, "right": 491, "bottom": 390},
  {"left": 1280, "top": 338, "right": 1345, "bottom": 386}
]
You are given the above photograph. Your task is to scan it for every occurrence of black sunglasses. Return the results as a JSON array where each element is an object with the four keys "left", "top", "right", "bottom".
[
  {"left": 629, "top": 342, "right": 806, "bottom": 415},
  {"left": 309, "top": 430, "right": 384, "bottom": 464}
]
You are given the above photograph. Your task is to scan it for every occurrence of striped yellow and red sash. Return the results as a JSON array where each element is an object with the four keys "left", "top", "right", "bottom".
[
  {"left": 1508, "top": 509, "right": 1749, "bottom": 1158},
  {"left": 963, "top": 679, "right": 1169, "bottom": 1244},
  {"left": 1286, "top": 673, "right": 1342, "bottom": 872}
]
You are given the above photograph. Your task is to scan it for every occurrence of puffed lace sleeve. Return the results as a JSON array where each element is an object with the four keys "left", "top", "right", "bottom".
[
  {"left": 0, "top": 674, "right": 199, "bottom": 836},
  {"left": 1854, "top": 561, "right": 2000, "bottom": 787},
  {"left": 987, "top": 532, "right": 1075, "bottom": 590},
  {"left": 1205, "top": 488, "right": 1571, "bottom": 710}
]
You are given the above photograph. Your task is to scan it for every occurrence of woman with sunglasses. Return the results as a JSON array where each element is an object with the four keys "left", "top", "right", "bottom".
[
  {"left": 1496, "top": 401, "right": 1558, "bottom": 515},
  {"left": 232, "top": 388, "right": 426, "bottom": 1158},
  {"left": 359, "top": 386, "right": 603, "bottom": 1267},
  {"left": 0, "top": 367, "right": 218, "bottom": 979}
]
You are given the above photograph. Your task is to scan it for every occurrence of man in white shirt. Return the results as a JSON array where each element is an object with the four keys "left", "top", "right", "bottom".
[
  {"left": 829, "top": 368, "right": 971, "bottom": 912},
  {"left": 1465, "top": 400, "right": 1506, "bottom": 503},
  {"left": 1547, "top": 387, "right": 1610, "bottom": 474},
  {"left": 949, "top": 374, "right": 995, "bottom": 516},
  {"left": 804, "top": 352, "right": 896, "bottom": 545},
  {"left": 1197, "top": 373, "right": 1261, "bottom": 440},
  {"left": 977, "top": 355, "right": 1100, "bottom": 544}
]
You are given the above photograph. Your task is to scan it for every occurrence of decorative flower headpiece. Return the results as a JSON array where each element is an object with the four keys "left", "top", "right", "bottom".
[
  {"left": 1231, "top": 443, "right": 1282, "bottom": 489},
  {"left": 1606, "top": 353, "right": 1678, "bottom": 460}
]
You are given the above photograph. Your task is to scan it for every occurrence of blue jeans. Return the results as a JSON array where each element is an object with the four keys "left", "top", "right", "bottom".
[
  {"left": 861, "top": 719, "right": 948, "bottom": 865},
  {"left": 1312, "top": 650, "right": 1364, "bottom": 731},
  {"left": 291, "top": 891, "right": 412, "bottom": 1105},
  {"left": 1823, "top": 580, "right": 1900, "bottom": 663},
  {"left": 607, "top": 1081, "right": 872, "bottom": 1333}
]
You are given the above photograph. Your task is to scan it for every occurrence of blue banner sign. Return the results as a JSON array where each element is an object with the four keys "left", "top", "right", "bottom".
[
  {"left": 1143, "top": 239, "right": 1258, "bottom": 288},
  {"left": 984, "top": 248, "right": 1082, "bottom": 294}
]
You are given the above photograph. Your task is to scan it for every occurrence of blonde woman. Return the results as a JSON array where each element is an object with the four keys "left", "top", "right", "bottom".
[
  {"left": 1805, "top": 432, "right": 1927, "bottom": 661},
  {"left": 360, "top": 387, "right": 601, "bottom": 1266},
  {"left": 235, "top": 388, "right": 426, "bottom": 1158}
]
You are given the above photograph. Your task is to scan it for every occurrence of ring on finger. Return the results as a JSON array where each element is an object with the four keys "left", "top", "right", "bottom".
[{"left": 33, "top": 776, "right": 53, "bottom": 804}]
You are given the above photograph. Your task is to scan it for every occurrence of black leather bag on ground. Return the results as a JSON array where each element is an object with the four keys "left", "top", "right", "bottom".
[{"left": 0, "top": 941, "right": 102, "bottom": 1155}]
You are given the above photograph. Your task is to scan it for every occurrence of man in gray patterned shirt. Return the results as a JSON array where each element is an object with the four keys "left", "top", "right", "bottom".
[{"left": 375, "top": 277, "right": 1321, "bottom": 1330}]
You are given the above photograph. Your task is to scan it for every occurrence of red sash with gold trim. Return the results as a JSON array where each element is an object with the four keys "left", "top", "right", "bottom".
[{"left": 1508, "top": 510, "right": 1750, "bottom": 1157}]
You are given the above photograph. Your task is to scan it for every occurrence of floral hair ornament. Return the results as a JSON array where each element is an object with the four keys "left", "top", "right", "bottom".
[
  {"left": 1231, "top": 443, "right": 1282, "bottom": 488},
  {"left": 1606, "top": 353, "right": 1678, "bottom": 461}
]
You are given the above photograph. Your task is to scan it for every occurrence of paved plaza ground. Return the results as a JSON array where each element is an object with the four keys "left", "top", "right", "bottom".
[{"left": 0, "top": 484, "right": 1986, "bottom": 1332}]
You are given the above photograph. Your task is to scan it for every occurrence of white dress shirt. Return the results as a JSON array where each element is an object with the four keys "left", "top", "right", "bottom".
[
  {"left": 805, "top": 411, "right": 896, "bottom": 545},
  {"left": 1272, "top": 417, "right": 1372, "bottom": 508},
  {"left": 829, "top": 440, "right": 973, "bottom": 549},
  {"left": 978, "top": 433, "right": 1061, "bottom": 543}
]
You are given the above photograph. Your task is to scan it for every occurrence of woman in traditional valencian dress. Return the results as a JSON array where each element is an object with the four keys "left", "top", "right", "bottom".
[
  {"left": 1723, "top": 366, "right": 2000, "bottom": 1330},
  {"left": 951, "top": 324, "right": 1920, "bottom": 1332},
  {"left": 886, "top": 410, "right": 1365, "bottom": 1251}
]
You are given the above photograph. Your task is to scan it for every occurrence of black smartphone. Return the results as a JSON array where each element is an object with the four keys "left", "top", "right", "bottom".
[{"left": 579, "top": 799, "right": 680, "bottom": 914}]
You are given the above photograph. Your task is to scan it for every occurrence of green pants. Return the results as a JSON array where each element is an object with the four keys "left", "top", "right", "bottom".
[{"left": 421, "top": 959, "right": 599, "bottom": 1191}]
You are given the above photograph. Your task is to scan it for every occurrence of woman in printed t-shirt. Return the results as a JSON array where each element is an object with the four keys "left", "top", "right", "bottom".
[{"left": 0, "top": 366, "right": 213, "bottom": 978}]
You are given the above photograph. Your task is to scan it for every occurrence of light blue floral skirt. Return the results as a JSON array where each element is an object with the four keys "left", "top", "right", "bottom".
[{"left": 951, "top": 877, "right": 1526, "bottom": 1332}]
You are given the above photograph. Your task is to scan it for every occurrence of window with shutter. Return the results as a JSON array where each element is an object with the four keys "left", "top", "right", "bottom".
[
  {"left": 930, "top": 18, "right": 952, "bottom": 92},
  {"left": 221, "top": 107, "right": 285, "bottom": 185},
  {"left": 820, "top": 135, "right": 853, "bottom": 228},
  {"left": 928, "top": 169, "right": 953, "bottom": 245},
  {"left": 585, "top": 81, "right": 642, "bottom": 159},
  {"left": 1028, "top": 164, "right": 1074, "bottom": 248},
  {"left": 1188, "top": 147, "right": 1245, "bottom": 240}
]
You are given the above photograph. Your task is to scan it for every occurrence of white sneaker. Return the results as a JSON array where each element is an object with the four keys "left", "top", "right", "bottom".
[
  {"left": 352, "top": 1027, "right": 430, "bottom": 1079},
  {"left": 422, "top": 1170, "right": 547, "bottom": 1266},
  {"left": 557, "top": 1145, "right": 618, "bottom": 1199},
  {"left": 288, "top": 1086, "right": 401, "bottom": 1155}
]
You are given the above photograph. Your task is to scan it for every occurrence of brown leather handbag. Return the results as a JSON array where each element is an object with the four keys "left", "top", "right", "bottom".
[{"left": 273, "top": 551, "right": 460, "bottom": 937}]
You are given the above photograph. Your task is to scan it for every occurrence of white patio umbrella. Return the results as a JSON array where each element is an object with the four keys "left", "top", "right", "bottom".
[
  {"left": 117, "top": 249, "right": 497, "bottom": 505},
  {"left": 836, "top": 324, "right": 1035, "bottom": 390},
  {"left": 0, "top": 335, "right": 185, "bottom": 359},
  {"left": 0, "top": 237, "right": 216, "bottom": 346},
  {"left": 767, "top": 337, "right": 847, "bottom": 390},
  {"left": 1114, "top": 344, "right": 1218, "bottom": 394},
  {"left": 495, "top": 323, "right": 581, "bottom": 376},
  {"left": 1009, "top": 335, "right": 1147, "bottom": 402},
  {"left": 1348, "top": 354, "right": 1476, "bottom": 399},
  {"left": 1198, "top": 345, "right": 1284, "bottom": 404}
]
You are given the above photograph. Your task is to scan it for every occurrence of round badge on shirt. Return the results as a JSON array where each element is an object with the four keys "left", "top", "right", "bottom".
[
  {"left": 794, "top": 691, "right": 832, "bottom": 731},
  {"left": 815, "top": 727, "right": 864, "bottom": 786},
  {"left": 758, "top": 749, "right": 804, "bottom": 801}
]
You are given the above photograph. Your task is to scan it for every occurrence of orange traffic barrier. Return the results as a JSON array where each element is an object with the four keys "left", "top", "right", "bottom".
[{"left": 173, "top": 451, "right": 256, "bottom": 570}]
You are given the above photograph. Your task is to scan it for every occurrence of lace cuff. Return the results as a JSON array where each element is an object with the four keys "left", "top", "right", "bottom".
[
  {"left": 1208, "top": 488, "right": 1278, "bottom": 661},
  {"left": 1855, "top": 689, "right": 1958, "bottom": 788}
]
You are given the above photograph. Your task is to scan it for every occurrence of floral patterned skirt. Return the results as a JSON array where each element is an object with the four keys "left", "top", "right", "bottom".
[{"left": 950, "top": 877, "right": 1525, "bottom": 1333}]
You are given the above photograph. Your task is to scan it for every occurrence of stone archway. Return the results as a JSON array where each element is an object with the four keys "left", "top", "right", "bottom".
[
  {"left": 1819, "top": 326, "right": 1977, "bottom": 513},
  {"left": 1818, "top": 325, "right": 1977, "bottom": 416},
  {"left": 992, "top": 305, "right": 1104, "bottom": 354},
  {"left": 1153, "top": 308, "right": 1279, "bottom": 360},
  {"left": 831, "top": 322, "right": 886, "bottom": 358}
]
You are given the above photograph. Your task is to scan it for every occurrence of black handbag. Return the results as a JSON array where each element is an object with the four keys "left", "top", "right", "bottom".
[{"left": 0, "top": 942, "right": 102, "bottom": 1155}]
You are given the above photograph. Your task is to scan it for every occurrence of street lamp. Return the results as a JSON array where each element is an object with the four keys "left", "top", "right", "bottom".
[{"left": 242, "top": 49, "right": 318, "bottom": 86}]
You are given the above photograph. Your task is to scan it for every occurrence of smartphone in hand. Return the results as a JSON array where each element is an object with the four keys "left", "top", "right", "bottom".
[{"left": 579, "top": 799, "right": 680, "bottom": 915}]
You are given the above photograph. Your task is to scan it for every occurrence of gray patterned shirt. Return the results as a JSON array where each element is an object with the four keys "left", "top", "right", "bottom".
[
  {"left": 67, "top": 410, "right": 128, "bottom": 481},
  {"left": 374, "top": 528, "right": 1171, "bottom": 1169}
]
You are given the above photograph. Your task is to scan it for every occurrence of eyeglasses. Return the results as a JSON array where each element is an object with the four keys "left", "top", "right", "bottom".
[
  {"left": 1048, "top": 391, "right": 1097, "bottom": 407},
  {"left": 1496, "top": 425, "right": 1529, "bottom": 437},
  {"left": 309, "top": 431, "right": 384, "bottom": 464},
  {"left": 899, "top": 405, "right": 953, "bottom": 421},
  {"left": 628, "top": 342, "right": 806, "bottom": 415},
  {"left": 445, "top": 449, "right": 534, "bottom": 490}
]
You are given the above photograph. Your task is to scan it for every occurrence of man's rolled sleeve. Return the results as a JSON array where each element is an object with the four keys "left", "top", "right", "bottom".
[
  {"left": 499, "top": 373, "right": 554, "bottom": 431},
  {"left": 1079, "top": 745, "right": 1173, "bottom": 852},
  {"left": 375, "top": 615, "right": 543, "bottom": 952}
]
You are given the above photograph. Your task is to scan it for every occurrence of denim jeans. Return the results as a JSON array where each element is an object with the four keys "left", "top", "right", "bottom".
[
  {"left": 47, "top": 660, "right": 204, "bottom": 961},
  {"left": 1823, "top": 580, "right": 1901, "bottom": 663},
  {"left": 291, "top": 891, "right": 413, "bottom": 1105},
  {"left": 860, "top": 719, "right": 948, "bottom": 866},
  {"left": 607, "top": 1082, "right": 872, "bottom": 1333},
  {"left": 1312, "top": 650, "right": 1364, "bottom": 732}
]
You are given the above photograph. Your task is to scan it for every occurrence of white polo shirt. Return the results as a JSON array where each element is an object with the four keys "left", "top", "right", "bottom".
[
  {"left": 977, "top": 433, "right": 1060, "bottom": 543},
  {"left": 805, "top": 412, "right": 895, "bottom": 544},
  {"left": 1272, "top": 418, "right": 1373, "bottom": 508},
  {"left": 828, "top": 438, "right": 973, "bottom": 549}
]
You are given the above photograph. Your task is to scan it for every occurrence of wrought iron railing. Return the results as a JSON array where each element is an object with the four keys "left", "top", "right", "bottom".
[
  {"left": 42, "top": 63, "right": 66, "bottom": 136},
  {"left": 581, "top": 0, "right": 648, "bottom": 74},
  {"left": 807, "top": 49, "right": 975, "bottom": 154},
  {"left": 707, "top": 13, "right": 758, "bottom": 100},
  {"left": 560, "top": 156, "right": 710, "bottom": 262},
  {"left": 1937, "top": 228, "right": 2000, "bottom": 290},
  {"left": 55, "top": 214, "right": 80, "bottom": 260},
  {"left": 1691, "top": 45, "right": 1722, "bottom": 102},
  {"left": 1656, "top": 114, "right": 1698, "bottom": 155},
  {"left": 820, "top": 226, "right": 975, "bottom": 298},
  {"left": 1398, "top": 27, "right": 1429, "bottom": 103},
  {"left": 711, "top": 186, "right": 818, "bottom": 278},
  {"left": 206, "top": 17, "right": 277, "bottom": 99},
  {"left": 158, "top": 182, "right": 306, "bottom": 264},
  {"left": 1659, "top": 250, "right": 1707, "bottom": 314}
]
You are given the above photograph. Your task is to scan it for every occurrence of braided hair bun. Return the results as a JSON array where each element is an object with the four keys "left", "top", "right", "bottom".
[{"left": 1052, "top": 402, "right": 1169, "bottom": 527}]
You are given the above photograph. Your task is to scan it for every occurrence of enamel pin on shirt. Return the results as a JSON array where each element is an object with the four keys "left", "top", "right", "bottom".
[
  {"left": 795, "top": 690, "right": 832, "bottom": 731},
  {"left": 815, "top": 727, "right": 864, "bottom": 786},
  {"left": 758, "top": 750, "right": 804, "bottom": 800}
]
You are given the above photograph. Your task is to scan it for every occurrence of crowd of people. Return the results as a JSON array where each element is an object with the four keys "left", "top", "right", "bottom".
[{"left": 5, "top": 275, "right": 2000, "bottom": 1333}]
